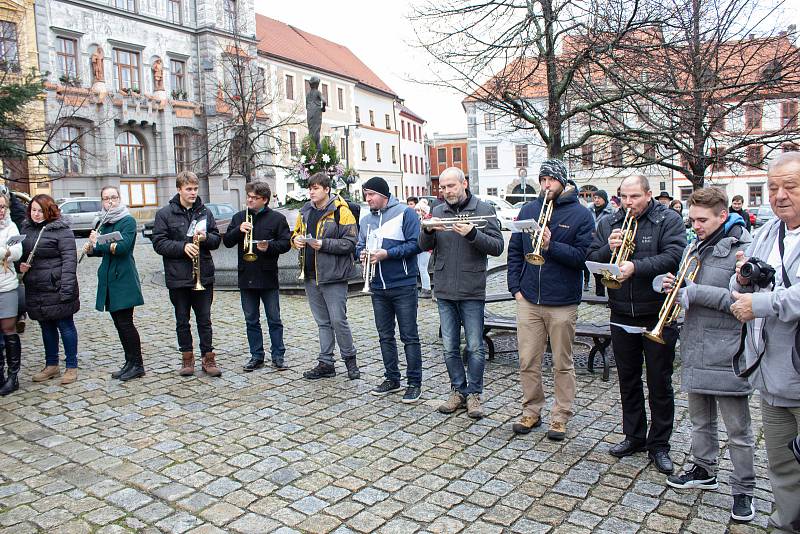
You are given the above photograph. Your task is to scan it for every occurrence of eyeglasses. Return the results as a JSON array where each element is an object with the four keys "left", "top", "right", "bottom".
[
  {"left": 102, "top": 195, "right": 120, "bottom": 202},
  {"left": 246, "top": 195, "right": 265, "bottom": 200}
]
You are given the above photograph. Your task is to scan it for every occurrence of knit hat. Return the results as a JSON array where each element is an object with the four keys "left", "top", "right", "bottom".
[
  {"left": 539, "top": 159, "right": 569, "bottom": 187},
  {"left": 593, "top": 189, "right": 609, "bottom": 204},
  {"left": 362, "top": 176, "right": 390, "bottom": 198}
]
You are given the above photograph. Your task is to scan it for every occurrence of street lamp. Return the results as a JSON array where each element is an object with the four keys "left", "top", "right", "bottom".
[{"left": 330, "top": 124, "right": 359, "bottom": 167}]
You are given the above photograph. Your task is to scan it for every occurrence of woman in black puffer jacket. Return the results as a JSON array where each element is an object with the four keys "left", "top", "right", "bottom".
[{"left": 19, "top": 195, "right": 80, "bottom": 386}]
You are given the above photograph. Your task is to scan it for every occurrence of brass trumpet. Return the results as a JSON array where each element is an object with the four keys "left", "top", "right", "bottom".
[
  {"left": 192, "top": 233, "right": 205, "bottom": 291},
  {"left": 361, "top": 225, "right": 376, "bottom": 294},
  {"left": 243, "top": 211, "right": 257, "bottom": 262},
  {"left": 525, "top": 194, "right": 553, "bottom": 265},
  {"left": 421, "top": 214, "right": 497, "bottom": 230},
  {"left": 297, "top": 223, "right": 306, "bottom": 281},
  {"left": 601, "top": 209, "right": 638, "bottom": 289},
  {"left": 644, "top": 254, "right": 701, "bottom": 344}
]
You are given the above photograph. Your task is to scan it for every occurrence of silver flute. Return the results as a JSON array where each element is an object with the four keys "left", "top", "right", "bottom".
[
  {"left": 20, "top": 224, "right": 48, "bottom": 279},
  {"left": 78, "top": 211, "right": 111, "bottom": 264}
]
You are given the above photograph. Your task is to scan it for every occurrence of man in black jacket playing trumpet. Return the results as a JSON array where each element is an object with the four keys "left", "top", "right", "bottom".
[
  {"left": 223, "top": 182, "right": 292, "bottom": 371},
  {"left": 587, "top": 174, "right": 686, "bottom": 474}
]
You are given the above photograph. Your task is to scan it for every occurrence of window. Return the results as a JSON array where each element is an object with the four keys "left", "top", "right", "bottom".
[
  {"left": 0, "top": 22, "right": 19, "bottom": 72},
  {"left": 581, "top": 144, "right": 594, "bottom": 168},
  {"left": 643, "top": 143, "right": 656, "bottom": 161},
  {"left": 321, "top": 83, "right": 328, "bottom": 105},
  {"left": 709, "top": 105, "right": 725, "bottom": 132},
  {"left": 391, "top": 146, "right": 396, "bottom": 164},
  {"left": 360, "top": 140, "right": 366, "bottom": 161},
  {"left": 337, "top": 87, "right": 344, "bottom": 110},
  {"left": 167, "top": 0, "right": 182, "bottom": 24},
  {"left": 174, "top": 133, "right": 190, "bottom": 172},
  {"left": 116, "top": 132, "right": 145, "bottom": 174},
  {"left": 485, "top": 146, "right": 498, "bottom": 169},
  {"left": 376, "top": 143, "right": 381, "bottom": 162},
  {"left": 289, "top": 131, "right": 298, "bottom": 156},
  {"left": 56, "top": 37, "right": 77, "bottom": 78},
  {"left": 59, "top": 126, "right": 82, "bottom": 174},
  {"left": 748, "top": 183, "right": 764, "bottom": 206},
  {"left": 401, "top": 120, "right": 406, "bottom": 139},
  {"left": 437, "top": 148, "right": 446, "bottom": 166},
  {"left": 284, "top": 74, "right": 294, "bottom": 100},
  {"left": 115, "top": 0, "right": 135, "bottom": 12},
  {"left": 403, "top": 154, "right": 407, "bottom": 172},
  {"left": 452, "top": 147, "right": 462, "bottom": 164},
  {"left": 286, "top": 183, "right": 295, "bottom": 193},
  {"left": 782, "top": 101, "right": 798, "bottom": 129},
  {"left": 515, "top": 144, "right": 528, "bottom": 168},
  {"left": 170, "top": 59, "right": 186, "bottom": 94},
  {"left": 113, "top": 49, "right": 140, "bottom": 91},
  {"left": 710, "top": 147, "right": 726, "bottom": 171},
  {"left": 610, "top": 142, "right": 623, "bottom": 166},
  {"left": 340, "top": 137, "right": 346, "bottom": 160},
  {"left": 385, "top": 114, "right": 391, "bottom": 130},
  {"left": 744, "top": 104, "right": 763, "bottom": 130},
  {"left": 415, "top": 157, "right": 419, "bottom": 174},
  {"left": 680, "top": 187, "right": 692, "bottom": 202},
  {"left": 484, "top": 113, "right": 496, "bottom": 130},
  {"left": 355, "top": 106, "right": 360, "bottom": 124},
  {"left": 223, "top": 0, "right": 237, "bottom": 31},
  {"left": 745, "top": 145, "right": 763, "bottom": 168},
  {"left": 369, "top": 110, "right": 375, "bottom": 127},
  {"left": 120, "top": 180, "right": 157, "bottom": 207},
  {"left": 487, "top": 188, "right": 498, "bottom": 196}
]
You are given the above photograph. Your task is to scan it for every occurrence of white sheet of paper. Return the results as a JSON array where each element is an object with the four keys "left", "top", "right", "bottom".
[
  {"left": 5, "top": 235, "right": 24, "bottom": 246},
  {"left": 96, "top": 231, "right": 122, "bottom": 245},
  {"left": 506, "top": 219, "right": 540, "bottom": 233},
  {"left": 366, "top": 232, "right": 382, "bottom": 251},
  {"left": 610, "top": 322, "right": 647, "bottom": 334},
  {"left": 585, "top": 261, "right": 621, "bottom": 277},
  {"left": 194, "top": 219, "right": 207, "bottom": 234}
]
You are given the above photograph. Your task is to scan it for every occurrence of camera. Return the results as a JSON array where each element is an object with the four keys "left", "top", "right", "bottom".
[{"left": 740, "top": 257, "right": 776, "bottom": 288}]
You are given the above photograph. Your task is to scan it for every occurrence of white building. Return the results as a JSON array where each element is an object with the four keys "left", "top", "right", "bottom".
[{"left": 397, "top": 104, "right": 428, "bottom": 198}]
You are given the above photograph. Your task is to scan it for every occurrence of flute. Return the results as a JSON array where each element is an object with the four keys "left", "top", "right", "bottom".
[
  {"left": 78, "top": 211, "right": 111, "bottom": 263},
  {"left": 20, "top": 224, "right": 48, "bottom": 279}
]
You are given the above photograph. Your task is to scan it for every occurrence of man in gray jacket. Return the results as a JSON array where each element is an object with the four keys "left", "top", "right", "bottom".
[
  {"left": 661, "top": 188, "right": 756, "bottom": 523},
  {"left": 419, "top": 167, "right": 504, "bottom": 419},
  {"left": 730, "top": 152, "right": 800, "bottom": 534}
]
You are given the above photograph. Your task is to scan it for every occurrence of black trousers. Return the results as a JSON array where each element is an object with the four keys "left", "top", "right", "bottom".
[
  {"left": 110, "top": 307, "right": 141, "bottom": 359},
  {"left": 610, "top": 312, "right": 677, "bottom": 451},
  {"left": 168, "top": 287, "right": 213, "bottom": 354}
]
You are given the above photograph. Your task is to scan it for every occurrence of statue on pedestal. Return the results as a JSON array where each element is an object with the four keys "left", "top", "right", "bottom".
[
  {"left": 152, "top": 59, "right": 164, "bottom": 92},
  {"left": 91, "top": 47, "right": 105, "bottom": 83},
  {"left": 305, "top": 76, "right": 326, "bottom": 149}
]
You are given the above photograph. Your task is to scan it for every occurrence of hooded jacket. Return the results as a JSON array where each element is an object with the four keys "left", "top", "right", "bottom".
[
  {"left": 0, "top": 213, "right": 22, "bottom": 293},
  {"left": 291, "top": 194, "right": 358, "bottom": 285},
  {"left": 587, "top": 199, "right": 687, "bottom": 317},
  {"left": 508, "top": 186, "right": 595, "bottom": 306},
  {"left": 223, "top": 206, "right": 292, "bottom": 290},
  {"left": 355, "top": 196, "right": 420, "bottom": 290},
  {"left": 151, "top": 194, "right": 221, "bottom": 289}
]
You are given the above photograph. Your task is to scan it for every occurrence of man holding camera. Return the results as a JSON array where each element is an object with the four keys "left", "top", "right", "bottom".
[{"left": 730, "top": 153, "right": 800, "bottom": 533}]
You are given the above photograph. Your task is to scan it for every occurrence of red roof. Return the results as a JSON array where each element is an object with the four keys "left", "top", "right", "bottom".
[{"left": 256, "top": 15, "right": 398, "bottom": 98}]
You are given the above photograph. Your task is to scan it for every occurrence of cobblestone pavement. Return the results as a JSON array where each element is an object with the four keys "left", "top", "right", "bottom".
[{"left": 0, "top": 237, "right": 776, "bottom": 533}]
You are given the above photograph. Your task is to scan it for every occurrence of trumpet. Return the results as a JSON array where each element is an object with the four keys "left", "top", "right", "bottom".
[
  {"left": 525, "top": 194, "right": 553, "bottom": 265},
  {"left": 297, "top": 223, "right": 306, "bottom": 281},
  {"left": 601, "top": 209, "right": 638, "bottom": 289},
  {"left": 192, "top": 233, "right": 205, "bottom": 291},
  {"left": 643, "top": 254, "right": 701, "bottom": 344},
  {"left": 421, "top": 214, "right": 497, "bottom": 230},
  {"left": 361, "top": 226, "right": 375, "bottom": 294},
  {"left": 243, "top": 211, "right": 257, "bottom": 262}
]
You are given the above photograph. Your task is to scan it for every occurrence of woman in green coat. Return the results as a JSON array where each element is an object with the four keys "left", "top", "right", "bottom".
[{"left": 82, "top": 186, "right": 145, "bottom": 381}]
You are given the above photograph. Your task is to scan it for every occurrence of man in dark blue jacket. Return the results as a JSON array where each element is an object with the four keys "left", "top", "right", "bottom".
[
  {"left": 356, "top": 177, "right": 423, "bottom": 403},
  {"left": 507, "top": 159, "right": 595, "bottom": 440}
]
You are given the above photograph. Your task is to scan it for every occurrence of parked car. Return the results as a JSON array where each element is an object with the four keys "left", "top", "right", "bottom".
[
  {"left": 476, "top": 195, "right": 520, "bottom": 230},
  {"left": 141, "top": 202, "right": 235, "bottom": 239},
  {"left": 753, "top": 204, "right": 776, "bottom": 228},
  {"left": 57, "top": 198, "right": 103, "bottom": 236}
]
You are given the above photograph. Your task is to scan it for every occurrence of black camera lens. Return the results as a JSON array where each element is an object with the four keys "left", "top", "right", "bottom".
[{"left": 740, "top": 262, "right": 755, "bottom": 278}]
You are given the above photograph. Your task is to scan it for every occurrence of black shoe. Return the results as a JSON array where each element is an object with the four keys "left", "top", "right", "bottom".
[
  {"left": 401, "top": 386, "right": 422, "bottom": 404},
  {"left": 119, "top": 364, "right": 145, "bottom": 381},
  {"left": 731, "top": 494, "right": 755, "bottom": 522},
  {"left": 272, "top": 361, "right": 289, "bottom": 371},
  {"left": 111, "top": 354, "right": 133, "bottom": 379},
  {"left": 371, "top": 380, "right": 403, "bottom": 396},
  {"left": 666, "top": 464, "right": 718, "bottom": 490},
  {"left": 0, "top": 373, "right": 17, "bottom": 395},
  {"left": 243, "top": 358, "right": 265, "bottom": 372},
  {"left": 344, "top": 358, "right": 361, "bottom": 380},
  {"left": 648, "top": 449, "right": 674, "bottom": 475},
  {"left": 609, "top": 439, "right": 646, "bottom": 458},
  {"left": 303, "top": 362, "right": 336, "bottom": 379},
  {"left": 583, "top": 282, "right": 590, "bottom": 291}
]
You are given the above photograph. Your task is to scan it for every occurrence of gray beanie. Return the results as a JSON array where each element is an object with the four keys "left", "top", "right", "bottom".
[{"left": 539, "top": 159, "right": 569, "bottom": 187}]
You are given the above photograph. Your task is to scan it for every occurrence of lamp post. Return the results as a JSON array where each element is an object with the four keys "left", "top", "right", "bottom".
[{"left": 330, "top": 124, "right": 359, "bottom": 167}]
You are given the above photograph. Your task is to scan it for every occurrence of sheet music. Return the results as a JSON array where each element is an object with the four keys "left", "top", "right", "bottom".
[
  {"left": 96, "top": 231, "right": 123, "bottom": 245},
  {"left": 506, "top": 219, "right": 540, "bottom": 233},
  {"left": 610, "top": 322, "right": 647, "bottom": 334},
  {"left": 5, "top": 235, "right": 24, "bottom": 246},
  {"left": 585, "top": 261, "right": 621, "bottom": 277}
]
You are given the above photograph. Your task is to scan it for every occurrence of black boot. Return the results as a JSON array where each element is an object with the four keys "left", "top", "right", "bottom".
[
  {"left": 120, "top": 352, "right": 145, "bottom": 381},
  {"left": 0, "top": 341, "right": 5, "bottom": 389},
  {"left": 111, "top": 353, "right": 133, "bottom": 379},
  {"left": 0, "top": 334, "right": 20, "bottom": 395}
]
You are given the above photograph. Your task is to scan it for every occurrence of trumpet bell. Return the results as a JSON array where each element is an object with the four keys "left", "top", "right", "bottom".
[
  {"left": 193, "top": 279, "right": 205, "bottom": 291},
  {"left": 525, "top": 252, "right": 545, "bottom": 265},
  {"left": 643, "top": 331, "right": 666, "bottom": 344},
  {"left": 601, "top": 277, "right": 622, "bottom": 290},
  {"left": 243, "top": 251, "right": 258, "bottom": 262}
]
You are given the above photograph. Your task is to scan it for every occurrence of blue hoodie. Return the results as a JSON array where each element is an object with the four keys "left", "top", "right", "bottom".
[
  {"left": 507, "top": 185, "right": 596, "bottom": 306},
  {"left": 356, "top": 196, "right": 420, "bottom": 290}
]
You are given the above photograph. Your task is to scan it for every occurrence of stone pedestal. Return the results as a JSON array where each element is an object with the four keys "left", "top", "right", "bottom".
[{"left": 91, "top": 81, "right": 108, "bottom": 98}]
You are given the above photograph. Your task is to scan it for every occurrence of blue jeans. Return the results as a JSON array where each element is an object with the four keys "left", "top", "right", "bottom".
[
  {"left": 371, "top": 284, "right": 422, "bottom": 386},
  {"left": 437, "top": 299, "right": 486, "bottom": 395},
  {"left": 240, "top": 288, "right": 285, "bottom": 364},
  {"left": 40, "top": 317, "right": 78, "bottom": 368}
]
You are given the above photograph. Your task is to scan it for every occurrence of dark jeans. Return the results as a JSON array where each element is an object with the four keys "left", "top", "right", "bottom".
[
  {"left": 610, "top": 313, "right": 677, "bottom": 451},
  {"left": 240, "top": 288, "right": 285, "bottom": 364},
  {"left": 371, "top": 284, "right": 422, "bottom": 386},
  {"left": 168, "top": 287, "right": 213, "bottom": 354},
  {"left": 437, "top": 298, "right": 486, "bottom": 395},
  {"left": 110, "top": 307, "right": 141, "bottom": 358},
  {"left": 40, "top": 317, "right": 78, "bottom": 368}
]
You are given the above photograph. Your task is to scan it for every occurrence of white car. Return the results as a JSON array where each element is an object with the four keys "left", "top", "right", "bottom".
[{"left": 476, "top": 195, "right": 520, "bottom": 230}]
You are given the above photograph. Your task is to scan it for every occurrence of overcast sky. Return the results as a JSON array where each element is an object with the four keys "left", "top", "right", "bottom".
[{"left": 256, "top": 0, "right": 800, "bottom": 136}]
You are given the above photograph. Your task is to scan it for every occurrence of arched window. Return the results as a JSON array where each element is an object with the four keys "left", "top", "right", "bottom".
[{"left": 116, "top": 132, "right": 145, "bottom": 174}]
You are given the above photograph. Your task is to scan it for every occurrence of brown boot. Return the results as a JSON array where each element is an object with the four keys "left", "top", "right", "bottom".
[
  {"left": 438, "top": 390, "right": 466, "bottom": 414},
  {"left": 179, "top": 352, "right": 195, "bottom": 376},
  {"left": 32, "top": 365, "right": 60, "bottom": 382},
  {"left": 201, "top": 352, "right": 222, "bottom": 377},
  {"left": 60, "top": 368, "right": 78, "bottom": 385}
]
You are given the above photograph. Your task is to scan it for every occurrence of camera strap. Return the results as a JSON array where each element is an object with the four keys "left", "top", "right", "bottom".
[{"left": 779, "top": 223, "right": 792, "bottom": 288}]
